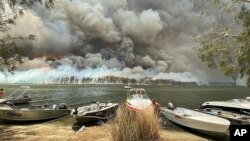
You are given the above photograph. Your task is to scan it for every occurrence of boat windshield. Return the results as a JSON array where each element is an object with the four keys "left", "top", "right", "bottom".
[
  {"left": 128, "top": 88, "right": 149, "bottom": 100},
  {"left": 8, "top": 86, "right": 30, "bottom": 98}
]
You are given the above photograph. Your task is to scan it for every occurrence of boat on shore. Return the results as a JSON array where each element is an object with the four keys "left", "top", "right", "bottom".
[
  {"left": 0, "top": 86, "right": 31, "bottom": 105},
  {"left": 199, "top": 108, "right": 250, "bottom": 125},
  {"left": 125, "top": 88, "right": 152, "bottom": 111},
  {"left": 201, "top": 98, "right": 250, "bottom": 115},
  {"left": 161, "top": 103, "right": 230, "bottom": 135},
  {"left": 72, "top": 102, "right": 119, "bottom": 124},
  {"left": 0, "top": 103, "right": 71, "bottom": 123}
]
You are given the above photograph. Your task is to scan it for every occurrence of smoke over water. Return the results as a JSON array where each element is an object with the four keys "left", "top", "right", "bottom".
[
  {"left": 0, "top": 0, "right": 238, "bottom": 85},
  {"left": 0, "top": 65, "right": 201, "bottom": 84}
]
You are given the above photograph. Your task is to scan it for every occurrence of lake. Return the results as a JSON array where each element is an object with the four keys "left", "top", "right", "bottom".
[
  {"left": 1, "top": 84, "right": 250, "bottom": 140},
  {"left": 2, "top": 84, "right": 249, "bottom": 108}
]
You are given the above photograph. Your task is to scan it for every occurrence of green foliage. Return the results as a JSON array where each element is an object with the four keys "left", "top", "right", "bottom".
[
  {"left": 0, "top": 0, "right": 54, "bottom": 73},
  {"left": 195, "top": 1, "right": 250, "bottom": 86},
  {"left": 0, "top": 34, "right": 36, "bottom": 72},
  {"left": 238, "top": 6, "right": 250, "bottom": 83}
]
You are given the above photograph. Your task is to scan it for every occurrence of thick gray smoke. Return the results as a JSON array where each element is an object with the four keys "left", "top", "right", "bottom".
[{"left": 2, "top": 0, "right": 240, "bottom": 84}]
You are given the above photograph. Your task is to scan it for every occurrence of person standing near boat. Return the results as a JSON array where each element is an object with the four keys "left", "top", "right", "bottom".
[
  {"left": 135, "top": 90, "right": 142, "bottom": 98},
  {"left": 152, "top": 99, "right": 161, "bottom": 115},
  {"left": 0, "top": 88, "right": 4, "bottom": 98}
]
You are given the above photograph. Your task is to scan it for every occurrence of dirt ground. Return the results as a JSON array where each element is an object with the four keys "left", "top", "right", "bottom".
[{"left": 0, "top": 122, "right": 208, "bottom": 141}]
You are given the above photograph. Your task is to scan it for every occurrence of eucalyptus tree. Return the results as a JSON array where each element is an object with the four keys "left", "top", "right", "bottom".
[
  {"left": 0, "top": 0, "right": 54, "bottom": 72},
  {"left": 195, "top": 0, "right": 250, "bottom": 86}
]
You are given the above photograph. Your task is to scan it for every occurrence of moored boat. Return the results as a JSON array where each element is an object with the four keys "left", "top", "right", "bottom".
[
  {"left": 72, "top": 102, "right": 119, "bottom": 124},
  {"left": 0, "top": 86, "right": 31, "bottom": 105},
  {"left": 124, "top": 84, "right": 132, "bottom": 89},
  {"left": 0, "top": 103, "right": 71, "bottom": 122},
  {"left": 125, "top": 88, "right": 152, "bottom": 111},
  {"left": 161, "top": 103, "right": 230, "bottom": 135},
  {"left": 199, "top": 108, "right": 250, "bottom": 125},
  {"left": 201, "top": 99, "right": 250, "bottom": 115}
]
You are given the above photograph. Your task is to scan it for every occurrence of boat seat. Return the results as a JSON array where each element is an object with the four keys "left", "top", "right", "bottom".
[
  {"left": 98, "top": 103, "right": 107, "bottom": 109},
  {"left": 107, "top": 103, "right": 113, "bottom": 107},
  {"left": 90, "top": 104, "right": 98, "bottom": 111},
  {"left": 78, "top": 106, "right": 90, "bottom": 112}
]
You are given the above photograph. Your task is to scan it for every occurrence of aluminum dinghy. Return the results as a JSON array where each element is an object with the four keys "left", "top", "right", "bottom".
[
  {"left": 72, "top": 102, "right": 119, "bottom": 124},
  {"left": 201, "top": 99, "right": 250, "bottom": 115},
  {"left": 0, "top": 103, "right": 71, "bottom": 122},
  {"left": 199, "top": 108, "right": 250, "bottom": 125},
  {"left": 0, "top": 86, "right": 31, "bottom": 105}
]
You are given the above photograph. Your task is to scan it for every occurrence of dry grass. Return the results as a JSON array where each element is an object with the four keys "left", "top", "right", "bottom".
[
  {"left": 0, "top": 113, "right": 208, "bottom": 141},
  {"left": 108, "top": 106, "right": 160, "bottom": 141}
]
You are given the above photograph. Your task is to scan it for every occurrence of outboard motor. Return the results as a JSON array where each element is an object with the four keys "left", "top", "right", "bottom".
[
  {"left": 44, "top": 103, "right": 48, "bottom": 108},
  {"left": 58, "top": 103, "right": 67, "bottom": 109},
  {"left": 168, "top": 102, "right": 174, "bottom": 110},
  {"left": 52, "top": 104, "right": 57, "bottom": 109},
  {"left": 6, "top": 101, "right": 14, "bottom": 107},
  {"left": 245, "top": 97, "right": 250, "bottom": 101},
  {"left": 72, "top": 107, "right": 78, "bottom": 115}
]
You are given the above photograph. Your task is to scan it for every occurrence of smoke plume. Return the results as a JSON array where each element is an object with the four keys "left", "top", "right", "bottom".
[{"left": 0, "top": 0, "right": 239, "bottom": 84}]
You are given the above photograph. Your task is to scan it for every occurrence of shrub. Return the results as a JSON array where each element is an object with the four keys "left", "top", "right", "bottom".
[{"left": 108, "top": 106, "right": 160, "bottom": 141}]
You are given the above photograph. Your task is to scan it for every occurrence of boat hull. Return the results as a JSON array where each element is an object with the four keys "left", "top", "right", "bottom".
[
  {"left": 161, "top": 108, "right": 230, "bottom": 134},
  {"left": 0, "top": 108, "right": 71, "bottom": 122},
  {"left": 202, "top": 101, "right": 250, "bottom": 115},
  {"left": 126, "top": 99, "right": 152, "bottom": 111},
  {"left": 74, "top": 104, "right": 118, "bottom": 124},
  {"left": 199, "top": 108, "right": 250, "bottom": 125},
  {"left": 6, "top": 98, "right": 31, "bottom": 105},
  {"left": 75, "top": 116, "right": 108, "bottom": 124}
]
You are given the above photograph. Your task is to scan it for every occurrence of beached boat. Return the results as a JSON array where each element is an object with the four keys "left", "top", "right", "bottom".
[
  {"left": 72, "top": 102, "right": 119, "bottom": 124},
  {"left": 199, "top": 108, "right": 250, "bottom": 125},
  {"left": 0, "top": 103, "right": 71, "bottom": 122},
  {"left": 125, "top": 88, "right": 152, "bottom": 111},
  {"left": 124, "top": 84, "right": 132, "bottom": 89},
  {"left": 161, "top": 104, "right": 230, "bottom": 135},
  {"left": 0, "top": 86, "right": 31, "bottom": 105},
  {"left": 201, "top": 99, "right": 250, "bottom": 115}
]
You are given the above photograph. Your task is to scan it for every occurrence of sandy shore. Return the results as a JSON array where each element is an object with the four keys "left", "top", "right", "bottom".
[
  {"left": 0, "top": 117, "right": 208, "bottom": 141},
  {"left": 0, "top": 124, "right": 208, "bottom": 141}
]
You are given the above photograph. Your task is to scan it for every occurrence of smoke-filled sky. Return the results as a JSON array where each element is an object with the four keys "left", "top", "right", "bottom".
[{"left": 0, "top": 0, "right": 245, "bottom": 85}]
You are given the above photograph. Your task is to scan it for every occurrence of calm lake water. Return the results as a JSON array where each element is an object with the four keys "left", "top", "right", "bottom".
[
  {"left": 2, "top": 84, "right": 249, "bottom": 108},
  {"left": 1, "top": 84, "right": 250, "bottom": 140}
]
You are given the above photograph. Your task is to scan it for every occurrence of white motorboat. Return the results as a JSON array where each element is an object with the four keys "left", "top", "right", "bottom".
[
  {"left": 0, "top": 86, "right": 31, "bottom": 105},
  {"left": 124, "top": 84, "right": 132, "bottom": 89},
  {"left": 201, "top": 99, "right": 250, "bottom": 115},
  {"left": 199, "top": 108, "right": 250, "bottom": 125},
  {"left": 161, "top": 104, "right": 230, "bottom": 135},
  {"left": 125, "top": 88, "right": 152, "bottom": 111},
  {"left": 0, "top": 103, "right": 71, "bottom": 122},
  {"left": 72, "top": 102, "right": 119, "bottom": 124}
]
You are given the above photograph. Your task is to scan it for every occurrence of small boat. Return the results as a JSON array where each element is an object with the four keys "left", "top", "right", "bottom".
[
  {"left": 201, "top": 98, "right": 250, "bottom": 115},
  {"left": 125, "top": 88, "right": 152, "bottom": 111},
  {"left": 0, "top": 86, "right": 31, "bottom": 105},
  {"left": 0, "top": 103, "right": 71, "bottom": 122},
  {"left": 161, "top": 103, "right": 230, "bottom": 135},
  {"left": 124, "top": 84, "right": 132, "bottom": 89},
  {"left": 199, "top": 108, "right": 250, "bottom": 125},
  {"left": 72, "top": 102, "right": 119, "bottom": 124}
]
